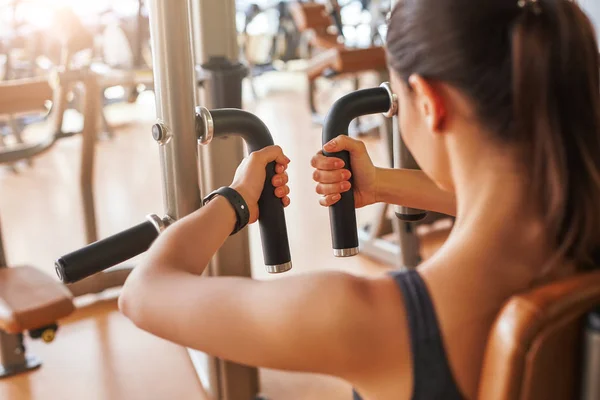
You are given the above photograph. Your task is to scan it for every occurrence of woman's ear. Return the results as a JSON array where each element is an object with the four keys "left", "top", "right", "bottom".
[{"left": 408, "top": 74, "right": 447, "bottom": 133}]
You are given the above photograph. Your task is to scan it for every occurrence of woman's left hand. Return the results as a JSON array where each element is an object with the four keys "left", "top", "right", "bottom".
[{"left": 231, "top": 145, "right": 291, "bottom": 223}]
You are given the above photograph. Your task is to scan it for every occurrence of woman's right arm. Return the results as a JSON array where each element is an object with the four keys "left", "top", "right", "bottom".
[
  {"left": 375, "top": 168, "right": 456, "bottom": 217},
  {"left": 312, "top": 136, "right": 456, "bottom": 216}
]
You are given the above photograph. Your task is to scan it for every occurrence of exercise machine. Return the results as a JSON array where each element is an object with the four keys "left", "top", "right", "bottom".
[
  {"left": 290, "top": 1, "right": 389, "bottom": 136},
  {"left": 0, "top": 35, "right": 158, "bottom": 376},
  {"left": 96, "top": 0, "right": 154, "bottom": 106},
  {"left": 55, "top": 109, "right": 293, "bottom": 282},
  {"left": 53, "top": 1, "right": 292, "bottom": 398},
  {"left": 0, "top": 64, "right": 100, "bottom": 378},
  {"left": 327, "top": 0, "right": 389, "bottom": 47}
]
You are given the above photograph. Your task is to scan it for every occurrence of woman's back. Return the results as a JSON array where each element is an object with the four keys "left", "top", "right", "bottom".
[{"left": 352, "top": 211, "right": 574, "bottom": 400}]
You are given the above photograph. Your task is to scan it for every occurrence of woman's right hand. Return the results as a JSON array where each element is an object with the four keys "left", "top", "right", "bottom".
[{"left": 311, "top": 136, "right": 378, "bottom": 208}]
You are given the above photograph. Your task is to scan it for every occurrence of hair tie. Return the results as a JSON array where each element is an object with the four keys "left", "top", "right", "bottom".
[{"left": 518, "top": 0, "right": 542, "bottom": 14}]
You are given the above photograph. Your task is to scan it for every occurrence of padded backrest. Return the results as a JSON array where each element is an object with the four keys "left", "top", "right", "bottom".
[
  {"left": 306, "top": 46, "right": 387, "bottom": 80},
  {"left": 289, "top": 3, "right": 333, "bottom": 32},
  {"left": 478, "top": 270, "right": 600, "bottom": 400},
  {"left": 0, "top": 78, "right": 53, "bottom": 116}
]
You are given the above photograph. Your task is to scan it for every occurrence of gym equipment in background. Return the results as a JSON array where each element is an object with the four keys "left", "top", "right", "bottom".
[
  {"left": 290, "top": 1, "right": 389, "bottom": 137},
  {"left": 55, "top": 107, "right": 293, "bottom": 284},
  {"left": 237, "top": 0, "right": 306, "bottom": 100},
  {"left": 96, "top": 0, "right": 154, "bottom": 106},
  {"left": 0, "top": 31, "right": 160, "bottom": 376},
  {"left": 327, "top": 0, "right": 389, "bottom": 47},
  {"left": 0, "top": 63, "right": 97, "bottom": 379}
]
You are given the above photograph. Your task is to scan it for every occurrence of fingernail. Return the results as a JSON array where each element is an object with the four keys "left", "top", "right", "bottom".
[
  {"left": 341, "top": 182, "right": 351, "bottom": 191},
  {"left": 325, "top": 140, "right": 336, "bottom": 149},
  {"left": 333, "top": 194, "right": 341, "bottom": 201},
  {"left": 341, "top": 171, "right": 350, "bottom": 179},
  {"left": 274, "top": 177, "right": 282, "bottom": 185},
  {"left": 285, "top": 156, "right": 291, "bottom": 163},
  {"left": 276, "top": 188, "right": 284, "bottom": 196},
  {"left": 335, "top": 161, "right": 344, "bottom": 168}
]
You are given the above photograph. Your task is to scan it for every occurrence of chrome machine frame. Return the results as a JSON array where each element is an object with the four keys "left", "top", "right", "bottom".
[{"left": 147, "top": 0, "right": 259, "bottom": 398}]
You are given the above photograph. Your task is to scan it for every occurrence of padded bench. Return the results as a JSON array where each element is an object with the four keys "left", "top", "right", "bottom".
[
  {"left": 0, "top": 266, "right": 74, "bottom": 334},
  {"left": 0, "top": 266, "right": 74, "bottom": 378}
]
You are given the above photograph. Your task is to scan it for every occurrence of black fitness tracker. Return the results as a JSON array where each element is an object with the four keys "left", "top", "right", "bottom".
[{"left": 202, "top": 186, "right": 250, "bottom": 235}]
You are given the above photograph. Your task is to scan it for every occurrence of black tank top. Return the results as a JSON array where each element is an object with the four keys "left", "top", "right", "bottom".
[{"left": 353, "top": 270, "right": 465, "bottom": 400}]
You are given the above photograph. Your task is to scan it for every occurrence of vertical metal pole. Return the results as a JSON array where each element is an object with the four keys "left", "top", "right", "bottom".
[
  {"left": 0, "top": 333, "right": 27, "bottom": 373},
  {"left": 189, "top": 1, "right": 260, "bottom": 399},
  {"left": 146, "top": 2, "right": 213, "bottom": 394},
  {"left": 148, "top": 0, "right": 258, "bottom": 398},
  {"left": 147, "top": 0, "right": 202, "bottom": 221},
  {"left": 80, "top": 72, "right": 100, "bottom": 245}
]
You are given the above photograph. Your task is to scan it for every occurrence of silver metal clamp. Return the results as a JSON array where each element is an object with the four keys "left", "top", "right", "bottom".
[
  {"left": 380, "top": 82, "right": 399, "bottom": 118},
  {"left": 195, "top": 106, "right": 214, "bottom": 145},
  {"left": 146, "top": 214, "right": 173, "bottom": 234}
]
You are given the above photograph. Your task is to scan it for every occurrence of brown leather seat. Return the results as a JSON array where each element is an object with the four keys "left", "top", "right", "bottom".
[
  {"left": 0, "top": 78, "right": 54, "bottom": 116},
  {"left": 306, "top": 46, "right": 387, "bottom": 81},
  {"left": 0, "top": 266, "right": 75, "bottom": 334},
  {"left": 478, "top": 270, "right": 600, "bottom": 400}
]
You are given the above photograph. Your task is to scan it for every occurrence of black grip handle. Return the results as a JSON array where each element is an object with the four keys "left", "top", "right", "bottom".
[
  {"left": 322, "top": 87, "right": 391, "bottom": 255},
  {"left": 210, "top": 109, "right": 292, "bottom": 271},
  {"left": 55, "top": 220, "right": 159, "bottom": 284},
  {"left": 323, "top": 140, "right": 358, "bottom": 252},
  {"left": 258, "top": 160, "right": 291, "bottom": 268}
]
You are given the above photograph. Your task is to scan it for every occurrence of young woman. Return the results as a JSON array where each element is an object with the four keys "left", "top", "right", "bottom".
[{"left": 119, "top": 0, "right": 600, "bottom": 399}]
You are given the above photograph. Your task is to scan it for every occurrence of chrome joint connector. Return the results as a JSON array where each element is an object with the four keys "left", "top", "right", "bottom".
[
  {"left": 195, "top": 106, "right": 214, "bottom": 145},
  {"left": 380, "top": 82, "right": 399, "bottom": 118}
]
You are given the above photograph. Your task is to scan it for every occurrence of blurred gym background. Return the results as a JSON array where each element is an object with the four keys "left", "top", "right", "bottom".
[{"left": 0, "top": 1, "right": 598, "bottom": 399}]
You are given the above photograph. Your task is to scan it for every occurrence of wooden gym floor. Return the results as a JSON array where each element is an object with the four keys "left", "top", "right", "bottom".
[{"left": 0, "top": 72, "right": 448, "bottom": 399}]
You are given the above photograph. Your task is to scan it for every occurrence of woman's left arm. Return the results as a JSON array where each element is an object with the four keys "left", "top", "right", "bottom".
[{"left": 119, "top": 147, "right": 407, "bottom": 380}]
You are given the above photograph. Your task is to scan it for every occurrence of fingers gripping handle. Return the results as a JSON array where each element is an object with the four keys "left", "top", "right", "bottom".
[
  {"left": 55, "top": 217, "right": 162, "bottom": 284},
  {"left": 322, "top": 86, "right": 394, "bottom": 257},
  {"left": 259, "top": 161, "right": 292, "bottom": 272},
  {"left": 323, "top": 148, "right": 359, "bottom": 256}
]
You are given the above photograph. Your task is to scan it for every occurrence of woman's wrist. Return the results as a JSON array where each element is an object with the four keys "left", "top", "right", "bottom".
[
  {"left": 374, "top": 167, "right": 395, "bottom": 205},
  {"left": 374, "top": 167, "right": 383, "bottom": 204}
]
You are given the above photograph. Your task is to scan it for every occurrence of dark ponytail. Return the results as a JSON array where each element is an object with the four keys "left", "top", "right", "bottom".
[
  {"left": 512, "top": 1, "right": 600, "bottom": 269},
  {"left": 387, "top": 0, "right": 600, "bottom": 269}
]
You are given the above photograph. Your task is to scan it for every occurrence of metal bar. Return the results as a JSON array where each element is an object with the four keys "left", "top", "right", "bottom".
[
  {"left": 0, "top": 332, "right": 41, "bottom": 379},
  {"left": 148, "top": 0, "right": 202, "bottom": 221},
  {"left": 79, "top": 72, "right": 100, "bottom": 244},
  {"left": 189, "top": 1, "right": 261, "bottom": 398},
  {"left": 0, "top": 332, "right": 25, "bottom": 370},
  {"left": 148, "top": 0, "right": 216, "bottom": 397}
]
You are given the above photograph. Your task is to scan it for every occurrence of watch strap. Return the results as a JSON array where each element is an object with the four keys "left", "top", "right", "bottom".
[{"left": 202, "top": 186, "right": 250, "bottom": 235}]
